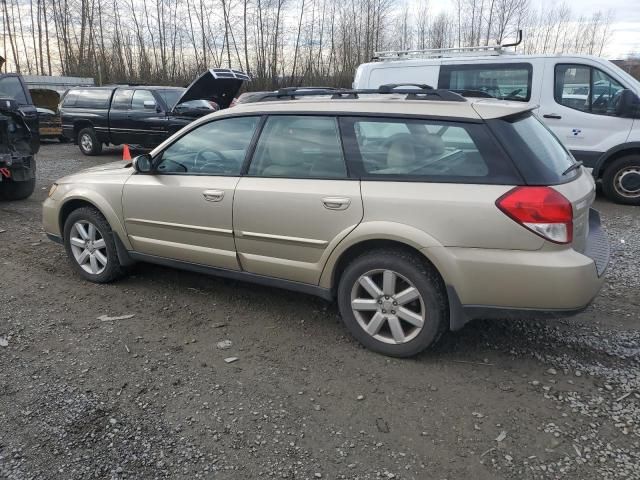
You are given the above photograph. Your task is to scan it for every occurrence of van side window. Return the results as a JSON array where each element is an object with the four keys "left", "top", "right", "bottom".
[
  {"left": 555, "top": 64, "right": 625, "bottom": 116},
  {"left": 438, "top": 63, "right": 532, "bottom": 102},
  {"left": 341, "top": 117, "right": 520, "bottom": 184}
]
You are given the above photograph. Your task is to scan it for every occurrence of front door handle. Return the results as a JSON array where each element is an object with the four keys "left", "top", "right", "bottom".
[
  {"left": 543, "top": 113, "right": 562, "bottom": 119},
  {"left": 322, "top": 196, "right": 351, "bottom": 210},
  {"left": 203, "top": 189, "right": 225, "bottom": 202}
]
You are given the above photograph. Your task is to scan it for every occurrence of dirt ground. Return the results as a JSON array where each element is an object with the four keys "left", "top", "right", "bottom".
[{"left": 1, "top": 142, "right": 639, "bottom": 480}]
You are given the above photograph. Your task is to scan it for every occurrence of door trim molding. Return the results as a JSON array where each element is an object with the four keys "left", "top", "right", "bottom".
[
  {"left": 126, "top": 217, "right": 233, "bottom": 235},
  {"left": 237, "top": 230, "right": 328, "bottom": 247}
]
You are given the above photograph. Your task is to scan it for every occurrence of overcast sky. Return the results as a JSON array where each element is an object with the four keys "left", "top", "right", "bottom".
[{"left": 430, "top": 0, "right": 639, "bottom": 58}]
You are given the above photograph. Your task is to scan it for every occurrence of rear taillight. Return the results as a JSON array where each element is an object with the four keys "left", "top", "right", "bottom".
[{"left": 496, "top": 186, "right": 573, "bottom": 244}]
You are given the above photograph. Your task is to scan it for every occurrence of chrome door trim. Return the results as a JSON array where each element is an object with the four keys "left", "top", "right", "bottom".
[
  {"left": 237, "top": 230, "right": 328, "bottom": 247},
  {"left": 126, "top": 217, "right": 233, "bottom": 235}
]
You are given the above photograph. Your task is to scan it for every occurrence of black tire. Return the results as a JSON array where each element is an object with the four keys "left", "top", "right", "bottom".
[
  {"left": 77, "top": 127, "right": 102, "bottom": 156},
  {"left": 337, "top": 249, "right": 448, "bottom": 357},
  {"left": 601, "top": 155, "right": 640, "bottom": 206},
  {"left": 63, "top": 206, "right": 126, "bottom": 283},
  {"left": 0, "top": 176, "right": 36, "bottom": 200}
]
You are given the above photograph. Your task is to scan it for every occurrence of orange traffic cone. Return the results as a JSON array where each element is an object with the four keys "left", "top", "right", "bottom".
[{"left": 122, "top": 144, "right": 132, "bottom": 161}]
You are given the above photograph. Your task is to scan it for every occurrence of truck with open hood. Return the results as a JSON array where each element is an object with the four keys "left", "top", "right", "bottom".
[
  {"left": 0, "top": 56, "right": 40, "bottom": 200},
  {"left": 60, "top": 68, "right": 249, "bottom": 155}
]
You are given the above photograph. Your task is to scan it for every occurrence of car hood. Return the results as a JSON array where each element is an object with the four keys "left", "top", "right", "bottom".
[
  {"left": 174, "top": 68, "right": 250, "bottom": 110},
  {"left": 57, "top": 161, "right": 133, "bottom": 183}
]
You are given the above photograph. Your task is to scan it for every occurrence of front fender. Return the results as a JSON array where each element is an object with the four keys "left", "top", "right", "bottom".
[{"left": 46, "top": 184, "right": 131, "bottom": 250}]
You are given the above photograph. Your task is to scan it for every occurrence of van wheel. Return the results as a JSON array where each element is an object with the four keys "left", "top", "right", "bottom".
[
  {"left": 337, "top": 249, "right": 447, "bottom": 357},
  {"left": 77, "top": 127, "right": 102, "bottom": 156},
  {"left": 602, "top": 155, "right": 640, "bottom": 205},
  {"left": 63, "top": 206, "right": 125, "bottom": 283}
]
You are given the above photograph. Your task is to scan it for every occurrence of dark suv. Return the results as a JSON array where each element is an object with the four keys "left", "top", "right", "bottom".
[
  {"left": 60, "top": 69, "right": 249, "bottom": 155},
  {"left": 0, "top": 68, "right": 39, "bottom": 200}
]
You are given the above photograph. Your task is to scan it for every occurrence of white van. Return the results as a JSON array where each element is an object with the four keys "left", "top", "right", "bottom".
[{"left": 353, "top": 43, "right": 640, "bottom": 205}]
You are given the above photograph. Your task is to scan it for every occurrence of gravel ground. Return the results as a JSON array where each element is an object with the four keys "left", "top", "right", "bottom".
[{"left": 0, "top": 142, "right": 639, "bottom": 480}]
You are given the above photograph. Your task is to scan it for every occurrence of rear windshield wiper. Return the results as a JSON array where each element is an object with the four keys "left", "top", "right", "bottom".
[{"left": 562, "top": 160, "right": 583, "bottom": 176}]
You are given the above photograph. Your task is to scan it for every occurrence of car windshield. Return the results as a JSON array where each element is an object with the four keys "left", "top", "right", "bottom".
[
  {"left": 157, "top": 89, "right": 185, "bottom": 109},
  {"left": 489, "top": 112, "right": 578, "bottom": 183}
]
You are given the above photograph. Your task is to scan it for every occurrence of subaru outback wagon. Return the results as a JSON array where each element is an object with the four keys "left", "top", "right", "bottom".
[{"left": 43, "top": 86, "right": 610, "bottom": 357}]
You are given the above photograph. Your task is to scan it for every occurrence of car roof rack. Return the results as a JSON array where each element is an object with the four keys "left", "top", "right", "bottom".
[
  {"left": 252, "top": 84, "right": 467, "bottom": 103},
  {"left": 373, "top": 30, "right": 523, "bottom": 61}
]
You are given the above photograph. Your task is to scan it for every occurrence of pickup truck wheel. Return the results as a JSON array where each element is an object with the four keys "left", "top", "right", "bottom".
[
  {"left": 63, "top": 207, "right": 125, "bottom": 283},
  {"left": 0, "top": 177, "right": 36, "bottom": 200},
  {"left": 602, "top": 155, "right": 640, "bottom": 206},
  {"left": 77, "top": 127, "right": 102, "bottom": 156},
  {"left": 337, "top": 249, "right": 448, "bottom": 357}
]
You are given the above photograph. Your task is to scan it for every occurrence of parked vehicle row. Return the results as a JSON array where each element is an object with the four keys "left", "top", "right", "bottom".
[
  {"left": 60, "top": 69, "right": 249, "bottom": 155},
  {"left": 44, "top": 86, "right": 610, "bottom": 357}
]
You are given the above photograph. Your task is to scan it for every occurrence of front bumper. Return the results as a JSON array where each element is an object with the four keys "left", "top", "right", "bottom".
[{"left": 429, "top": 208, "right": 610, "bottom": 330}]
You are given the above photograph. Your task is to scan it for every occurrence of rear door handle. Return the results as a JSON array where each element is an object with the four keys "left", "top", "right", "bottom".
[
  {"left": 203, "top": 189, "right": 225, "bottom": 202},
  {"left": 543, "top": 113, "right": 562, "bottom": 119},
  {"left": 322, "top": 196, "right": 351, "bottom": 210}
]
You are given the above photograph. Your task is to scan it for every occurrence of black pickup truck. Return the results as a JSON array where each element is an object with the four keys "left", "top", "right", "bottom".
[
  {"left": 61, "top": 68, "right": 249, "bottom": 155},
  {"left": 0, "top": 65, "right": 39, "bottom": 200}
]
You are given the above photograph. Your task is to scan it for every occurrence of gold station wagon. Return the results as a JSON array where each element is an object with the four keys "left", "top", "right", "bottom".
[{"left": 43, "top": 85, "right": 610, "bottom": 357}]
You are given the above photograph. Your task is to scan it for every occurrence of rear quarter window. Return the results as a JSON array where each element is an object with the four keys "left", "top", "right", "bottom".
[
  {"left": 488, "top": 112, "right": 579, "bottom": 184},
  {"left": 340, "top": 116, "right": 522, "bottom": 184}
]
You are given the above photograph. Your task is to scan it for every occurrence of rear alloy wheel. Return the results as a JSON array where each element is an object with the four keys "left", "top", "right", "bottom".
[
  {"left": 63, "top": 207, "right": 125, "bottom": 283},
  {"left": 602, "top": 155, "right": 640, "bottom": 205},
  {"left": 338, "top": 249, "right": 447, "bottom": 357}
]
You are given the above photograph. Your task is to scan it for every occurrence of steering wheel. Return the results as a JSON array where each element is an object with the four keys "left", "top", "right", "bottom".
[
  {"left": 593, "top": 92, "right": 607, "bottom": 108},
  {"left": 504, "top": 88, "right": 523, "bottom": 99},
  {"left": 194, "top": 149, "right": 229, "bottom": 173}
]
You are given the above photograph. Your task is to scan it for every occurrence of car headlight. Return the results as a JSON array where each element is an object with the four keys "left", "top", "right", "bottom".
[{"left": 48, "top": 183, "right": 58, "bottom": 197}]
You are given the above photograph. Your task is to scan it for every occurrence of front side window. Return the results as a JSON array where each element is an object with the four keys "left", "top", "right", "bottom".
[
  {"left": 342, "top": 117, "right": 519, "bottom": 184},
  {"left": 248, "top": 116, "right": 347, "bottom": 178},
  {"left": 155, "top": 116, "right": 259, "bottom": 175},
  {"left": 112, "top": 89, "right": 134, "bottom": 110},
  {"left": 555, "top": 64, "right": 625, "bottom": 115},
  {"left": 438, "top": 63, "right": 532, "bottom": 101},
  {"left": 131, "top": 90, "right": 156, "bottom": 110},
  {"left": 0, "top": 76, "right": 28, "bottom": 104}
]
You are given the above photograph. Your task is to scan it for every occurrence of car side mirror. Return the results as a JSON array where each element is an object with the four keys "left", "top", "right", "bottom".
[
  {"left": 615, "top": 89, "right": 640, "bottom": 118},
  {"left": 132, "top": 154, "right": 153, "bottom": 173},
  {"left": 143, "top": 100, "right": 157, "bottom": 110},
  {"left": 0, "top": 97, "right": 19, "bottom": 112}
]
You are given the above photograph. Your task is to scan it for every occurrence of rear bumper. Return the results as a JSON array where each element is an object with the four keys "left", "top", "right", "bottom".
[{"left": 426, "top": 208, "right": 610, "bottom": 330}]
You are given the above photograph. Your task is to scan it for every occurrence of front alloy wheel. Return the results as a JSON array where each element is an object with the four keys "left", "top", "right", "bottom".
[
  {"left": 351, "top": 269, "right": 425, "bottom": 344},
  {"left": 69, "top": 220, "right": 108, "bottom": 275}
]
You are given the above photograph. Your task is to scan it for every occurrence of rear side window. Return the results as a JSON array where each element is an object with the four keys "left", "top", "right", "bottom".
[
  {"left": 131, "top": 90, "right": 156, "bottom": 110},
  {"left": 341, "top": 117, "right": 520, "bottom": 184},
  {"left": 248, "top": 116, "right": 347, "bottom": 179},
  {"left": 488, "top": 113, "right": 578, "bottom": 184},
  {"left": 438, "top": 63, "right": 532, "bottom": 101},
  {"left": 62, "top": 89, "right": 111, "bottom": 109},
  {"left": 0, "top": 76, "right": 28, "bottom": 104},
  {"left": 111, "top": 89, "right": 134, "bottom": 110}
]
